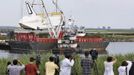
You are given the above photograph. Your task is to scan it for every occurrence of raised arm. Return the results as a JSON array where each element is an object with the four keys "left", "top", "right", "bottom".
[
  {"left": 67, "top": 59, "right": 74, "bottom": 67},
  {"left": 112, "top": 57, "right": 117, "bottom": 64},
  {"left": 17, "top": 60, "right": 25, "bottom": 69},
  {"left": 126, "top": 61, "right": 132, "bottom": 71}
]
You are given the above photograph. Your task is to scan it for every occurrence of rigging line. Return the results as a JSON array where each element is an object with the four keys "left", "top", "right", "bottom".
[
  {"left": 40, "top": 0, "right": 57, "bottom": 38},
  {"left": 56, "top": 14, "right": 64, "bottom": 34},
  {"left": 25, "top": 2, "right": 33, "bottom": 14},
  {"left": 52, "top": 0, "right": 62, "bottom": 13},
  {"left": 51, "top": 0, "right": 65, "bottom": 38},
  {"left": 31, "top": 0, "right": 35, "bottom": 7}
]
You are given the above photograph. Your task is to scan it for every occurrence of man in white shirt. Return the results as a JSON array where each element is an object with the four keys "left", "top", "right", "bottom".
[
  {"left": 7, "top": 59, "right": 25, "bottom": 75},
  {"left": 118, "top": 61, "right": 132, "bottom": 75},
  {"left": 59, "top": 54, "right": 74, "bottom": 75}
]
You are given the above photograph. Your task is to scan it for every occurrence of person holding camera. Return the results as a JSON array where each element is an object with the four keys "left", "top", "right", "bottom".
[
  {"left": 81, "top": 51, "right": 93, "bottom": 75},
  {"left": 7, "top": 59, "right": 25, "bottom": 75},
  {"left": 118, "top": 60, "right": 132, "bottom": 75},
  {"left": 104, "top": 56, "right": 117, "bottom": 75},
  {"left": 90, "top": 48, "right": 99, "bottom": 75},
  {"left": 90, "top": 48, "right": 98, "bottom": 61},
  {"left": 59, "top": 54, "right": 74, "bottom": 75}
]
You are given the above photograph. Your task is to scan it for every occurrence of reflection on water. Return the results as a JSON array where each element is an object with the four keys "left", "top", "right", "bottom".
[
  {"left": 106, "top": 42, "right": 134, "bottom": 55},
  {"left": 1, "top": 42, "right": 134, "bottom": 58}
]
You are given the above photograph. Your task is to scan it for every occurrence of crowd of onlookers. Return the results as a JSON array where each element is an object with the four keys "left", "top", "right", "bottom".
[{"left": 6, "top": 49, "right": 134, "bottom": 75}]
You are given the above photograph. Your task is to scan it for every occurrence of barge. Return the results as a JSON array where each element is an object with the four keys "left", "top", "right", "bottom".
[
  {"left": 0, "top": 0, "right": 109, "bottom": 54},
  {"left": 6, "top": 32, "right": 109, "bottom": 54}
]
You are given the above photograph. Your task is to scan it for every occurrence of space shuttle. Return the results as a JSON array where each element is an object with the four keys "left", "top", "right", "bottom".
[{"left": 19, "top": 1, "right": 65, "bottom": 30}]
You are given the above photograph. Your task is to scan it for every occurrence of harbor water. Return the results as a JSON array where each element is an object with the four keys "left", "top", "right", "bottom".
[
  {"left": 1, "top": 42, "right": 134, "bottom": 58},
  {"left": 0, "top": 50, "right": 21, "bottom": 59},
  {"left": 106, "top": 42, "right": 134, "bottom": 55}
]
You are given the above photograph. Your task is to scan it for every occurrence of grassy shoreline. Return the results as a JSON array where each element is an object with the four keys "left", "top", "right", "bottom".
[{"left": 0, "top": 53, "right": 134, "bottom": 75}]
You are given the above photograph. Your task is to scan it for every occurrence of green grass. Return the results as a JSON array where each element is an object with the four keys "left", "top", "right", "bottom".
[{"left": 1, "top": 53, "right": 134, "bottom": 75}]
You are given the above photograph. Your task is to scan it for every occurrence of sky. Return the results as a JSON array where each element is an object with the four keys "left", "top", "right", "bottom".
[{"left": 0, "top": 0, "right": 134, "bottom": 29}]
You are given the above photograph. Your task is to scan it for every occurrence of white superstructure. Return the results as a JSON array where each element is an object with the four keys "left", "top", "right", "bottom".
[{"left": 19, "top": 0, "right": 65, "bottom": 38}]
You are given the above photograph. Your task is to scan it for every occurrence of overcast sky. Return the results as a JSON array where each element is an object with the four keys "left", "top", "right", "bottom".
[{"left": 0, "top": 0, "right": 134, "bottom": 29}]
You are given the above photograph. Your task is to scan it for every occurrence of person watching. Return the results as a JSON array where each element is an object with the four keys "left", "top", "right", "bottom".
[{"left": 45, "top": 56, "right": 59, "bottom": 75}]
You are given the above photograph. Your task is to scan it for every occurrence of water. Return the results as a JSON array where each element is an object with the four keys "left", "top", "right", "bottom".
[
  {"left": 0, "top": 50, "right": 21, "bottom": 59},
  {"left": 0, "top": 50, "right": 9, "bottom": 58},
  {"left": 1, "top": 42, "right": 134, "bottom": 58},
  {"left": 106, "top": 42, "right": 134, "bottom": 55}
]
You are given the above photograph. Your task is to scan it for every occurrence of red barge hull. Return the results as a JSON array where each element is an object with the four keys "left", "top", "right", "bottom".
[{"left": 7, "top": 33, "right": 109, "bottom": 53}]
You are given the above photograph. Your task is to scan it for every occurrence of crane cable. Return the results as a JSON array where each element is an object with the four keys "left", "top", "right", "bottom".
[{"left": 40, "top": 0, "right": 57, "bottom": 38}]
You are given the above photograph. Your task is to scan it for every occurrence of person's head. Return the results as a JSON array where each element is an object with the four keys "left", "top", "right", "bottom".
[
  {"left": 84, "top": 51, "right": 89, "bottom": 57},
  {"left": 121, "top": 61, "right": 128, "bottom": 66},
  {"left": 7, "top": 61, "right": 11, "bottom": 66},
  {"left": 49, "top": 56, "right": 54, "bottom": 62},
  {"left": 30, "top": 57, "right": 35, "bottom": 62},
  {"left": 107, "top": 56, "right": 113, "bottom": 62},
  {"left": 13, "top": 59, "right": 18, "bottom": 65},
  {"left": 65, "top": 54, "right": 71, "bottom": 59}
]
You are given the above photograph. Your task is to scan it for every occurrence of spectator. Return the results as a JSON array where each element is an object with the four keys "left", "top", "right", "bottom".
[
  {"left": 35, "top": 55, "right": 41, "bottom": 69},
  {"left": 6, "top": 61, "right": 11, "bottom": 75},
  {"left": 129, "top": 61, "right": 134, "bottom": 75},
  {"left": 90, "top": 48, "right": 98, "bottom": 60},
  {"left": 25, "top": 57, "right": 39, "bottom": 75},
  {"left": 53, "top": 54, "right": 60, "bottom": 66},
  {"left": 118, "top": 61, "right": 132, "bottom": 75},
  {"left": 53, "top": 54, "right": 60, "bottom": 75},
  {"left": 45, "top": 56, "right": 59, "bottom": 75},
  {"left": 59, "top": 54, "right": 74, "bottom": 75},
  {"left": 7, "top": 59, "right": 25, "bottom": 75},
  {"left": 104, "top": 56, "right": 117, "bottom": 75},
  {"left": 81, "top": 51, "right": 93, "bottom": 75}
]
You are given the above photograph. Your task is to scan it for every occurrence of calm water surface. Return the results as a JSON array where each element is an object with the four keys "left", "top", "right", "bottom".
[
  {"left": 0, "top": 50, "right": 21, "bottom": 59},
  {"left": 106, "top": 42, "right": 134, "bottom": 55},
  {"left": 1, "top": 42, "right": 134, "bottom": 58}
]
